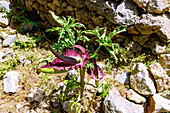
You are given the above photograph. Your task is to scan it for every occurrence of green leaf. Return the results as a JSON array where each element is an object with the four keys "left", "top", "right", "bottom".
[
  {"left": 39, "top": 68, "right": 66, "bottom": 74},
  {"left": 49, "top": 11, "right": 65, "bottom": 26},
  {"left": 90, "top": 53, "right": 98, "bottom": 59},
  {"left": 46, "top": 27, "right": 62, "bottom": 32},
  {"left": 108, "top": 25, "right": 127, "bottom": 38}
]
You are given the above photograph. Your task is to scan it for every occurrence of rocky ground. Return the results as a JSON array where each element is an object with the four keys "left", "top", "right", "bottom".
[{"left": 0, "top": 0, "right": 170, "bottom": 113}]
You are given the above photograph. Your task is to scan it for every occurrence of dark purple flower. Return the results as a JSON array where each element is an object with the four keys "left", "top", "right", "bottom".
[
  {"left": 40, "top": 43, "right": 104, "bottom": 81},
  {"left": 40, "top": 44, "right": 90, "bottom": 72},
  {"left": 87, "top": 59, "right": 104, "bottom": 81}
]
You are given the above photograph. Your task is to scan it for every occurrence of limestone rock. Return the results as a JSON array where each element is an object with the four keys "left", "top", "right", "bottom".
[
  {"left": 37, "top": 0, "right": 47, "bottom": 5},
  {"left": 62, "top": 100, "right": 78, "bottom": 113},
  {"left": 148, "top": 63, "right": 170, "bottom": 92},
  {"left": 3, "top": 35, "right": 17, "bottom": 47},
  {"left": 86, "top": 0, "right": 138, "bottom": 25},
  {"left": 0, "top": 13, "right": 9, "bottom": 27},
  {"left": 27, "top": 87, "right": 43, "bottom": 102},
  {"left": 54, "top": 0, "right": 62, "bottom": 7},
  {"left": 127, "top": 26, "right": 140, "bottom": 34},
  {"left": 66, "top": 0, "right": 84, "bottom": 8},
  {"left": 159, "top": 54, "right": 170, "bottom": 76},
  {"left": 0, "top": 1, "right": 10, "bottom": 27},
  {"left": 76, "top": 9, "right": 89, "bottom": 25},
  {"left": 3, "top": 71, "right": 20, "bottom": 93},
  {"left": 132, "top": 34, "right": 149, "bottom": 46},
  {"left": 25, "top": 0, "right": 33, "bottom": 11},
  {"left": 0, "top": 1, "right": 10, "bottom": 12},
  {"left": 0, "top": 50, "right": 15, "bottom": 62},
  {"left": 147, "top": 94, "right": 170, "bottom": 113},
  {"left": 0, "top": 31, "right": 8, "bottom": 38},
  {"left": 135, "top": 13, "right": 162, "bottom": 35},
  {"left": 147, "top": 0, "right": 170, "bottom": 13},
  {"left": 130, "top": 63, "right": 156, "bottom": 95},
  {"left": 144, "top": 36, "right": 166, "bottom": 55},
  {"left": 113, "top": 0, "right": 139, "bottom": 25},
  {"left": 156, "top": 14, "right": 170, "bottom": 43},
  {"left": 115, "top": 72, "right": 130, "bottom": 85},
  {"left": 103, "top": 92, "right": 144, "bottom": 113},
  {"left": 133, "top": 0, "right": 149, "bottom": 8},
  {"left": 127, "top": 89, "right": 146, "bottom": 104},
  {"left": 91, "top": 16, "right": 104, "bottom": 27},
  {"left": 130, "top": 42, "right": 142, "bottom": 53},
  {"left": 126, "top": 50, "right": 134, "bottom": 59},
  {"left": 32, "top": 2, "right": 39, "bottom": 10}
]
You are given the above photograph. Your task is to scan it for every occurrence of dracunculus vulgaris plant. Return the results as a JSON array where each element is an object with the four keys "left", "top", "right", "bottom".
[{"left": 39, "top": 42, "right": 104, "bottom": 106}]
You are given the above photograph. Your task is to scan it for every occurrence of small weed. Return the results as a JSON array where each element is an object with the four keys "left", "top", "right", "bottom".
[
  {"left": 13, "top": 33, "right": 37, "bottom": 50},
  {"left": 0, "top": 56, "right": 19, "bottom": 78}
]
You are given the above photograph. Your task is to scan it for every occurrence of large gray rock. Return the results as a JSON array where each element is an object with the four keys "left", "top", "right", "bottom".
[
  {"left": 3, "top": 35, "right": 17, "bottom": 47},
  {"left": 147, "top": 0, "right": 170, "bottom": 13},
  {"left": 85, "top": 0, "right": 138, "bottom": 25},
  {"left": 3, "top": 71, "right": 20, "bottom": 93},
  {"left": 156, "top": 14, "right": 170, "bottom": 43},
  {"left": 159, "top": 54, "right": 170, "bottom": 76},
  {"left": 25, "top": 0, "right": 33, "bottom": 11},
  {"left": 66, "top": 0, "right": 84, "bottom": 8},
  {"left": 127, "top": 89, "right": 146, "bottom": 104},
  {"left": 133, "top": 0, "right": 149, "bottom": 8},
  {"left": 147, "top": 94, "right": 170, "bottom": 113},
  {"left": 0, "top": 13, "right": 9, "bottom": 27},
  {"left": 115, "top": 72, "right": 130, "bottom": 85},
  {"left": 62, "top": 100, "right": 78, "bottom": 113},
  {"left": 144, "top": 36, "right": 166, "bottom": 55},
  {"left": 130, "top": 63, "right": 156, "bottom": 95},
  {"left": 103, "top": 91, "right": 144, "bottom": 113},
  {"left": 113, "top": 0, "right": 138, "bottom": 25},
  {"left": 27, "top": 87, "right": 43, "bottom": 102},
  {"left": 135, "top": 13, "right": 162, "bottom": 35},
  {"left": 0, "top": 1, "right": 10, "bottom": 12},
  {"left": 148, "top": 63, "right": 170, "bottom": 92},
  {"left": 0, "top": 49, "right": 15, "bottom": 62},
  {"left": 132, "top": 34, "right": 149, "bottom": 46},
  {"left": 0, "top": 1, "right": 10, "bottom": 27}
]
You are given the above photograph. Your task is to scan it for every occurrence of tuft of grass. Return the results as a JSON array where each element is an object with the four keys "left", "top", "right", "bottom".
[{"left": 0, "top": 56, "right": 19, "bottom": 79}]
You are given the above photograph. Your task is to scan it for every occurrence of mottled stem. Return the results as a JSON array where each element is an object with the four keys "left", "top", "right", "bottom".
[{"left": 80, "top": 68, "right": 85, "bottom": 104}]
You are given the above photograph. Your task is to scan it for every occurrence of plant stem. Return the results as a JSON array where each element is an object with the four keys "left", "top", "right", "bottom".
[
  {"left": 87, "top": 88, "right": 97, "bottom": 113},
  {"left": 94, "top": 45, "right": 101, "bottom": 55},
  {"left": 80, "top": 68, "right": 85, "bottom": 104}
]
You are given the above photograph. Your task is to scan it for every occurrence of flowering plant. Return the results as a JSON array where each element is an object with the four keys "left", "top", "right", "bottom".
[{"left": 39, "top": 42, "right": 104, "bottom": 112}]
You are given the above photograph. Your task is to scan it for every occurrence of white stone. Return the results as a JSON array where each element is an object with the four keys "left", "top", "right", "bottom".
[
  {"left": 115, "top": 72, "right": 130, "bottom": 85},
  {"left": 27, "top": 87, "right": 43, "bottom": 102},
  {"left": 16, "top": 104, "right": 22, "bottom": 111},
  {"left": 148, "top": 94, "right": 170, "bottom": 113},
  {"left": 127, "top": 89, "right": 146, "bottom": 104},
  {"left": 148, "top": 63, "right": 170, "bottom": 92},
  {"left": 3, "top": 71, "right": 19, "bottom": 93},
  {"left": 114, "top": 0, "right": 138, "bottom": 25},
  {"left": 0, "top": 1, "right": 11, "bottom": 12},
  {"left": 159, "top": 54, "right": 170, "bottom": 69},
  {"left": 0, "top": 13, "right": 8, "bottom": 27},
  {"left": 3, "top": 35, "right": 17, "bottom": 47},
  {"left": 62, "top": 100, "right": 78, "bottom": 113},
  {"left": 133, "top": 0, "right": 149, "bottom": 8},
  {"left": 156, "top": 14, "right": 170, "bottom": 43},
  {"left": 103, "top": 92, "right": 144, "bottom": 113},
  {"left": 0, "top": 31, "right": 8, "bottom": 38},
  {"left": 147, "top": 0, "right": 170, "bottom": 13},
  {"left": 130, "top": 63, "right": 156, "bottom": 95}
]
